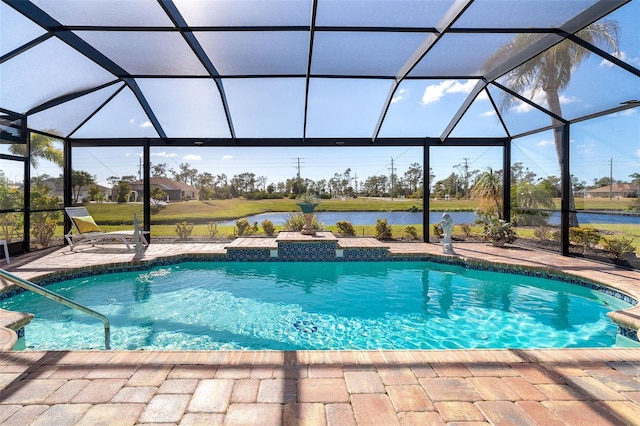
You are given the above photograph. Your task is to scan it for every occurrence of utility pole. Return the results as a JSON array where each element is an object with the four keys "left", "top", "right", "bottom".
[
  {"left": 294, "top": 157, "right": 303, "bottom": 196},
  {"left": 609, "top": 157, "right": 613, "bottom": 200},
  {"left": 463, "top": 157, "right": 469, "bottom": 198},
  {"left": 138, "top": 158, "right": 142, "bottom": 180},
  {"left": 389, "top": 157, "right": 396, "bottom": 201}
]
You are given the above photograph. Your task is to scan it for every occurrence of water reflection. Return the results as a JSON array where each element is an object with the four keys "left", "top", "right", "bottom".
[
  {"left": 421, "top": 269, "right": 431, "bottom": 316},
  {"left": 439, "top": 273, "right": 453, "bottom": 317}
]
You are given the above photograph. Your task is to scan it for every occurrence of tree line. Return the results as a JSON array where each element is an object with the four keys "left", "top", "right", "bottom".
[{"left": 144, "top": 161, "right": 427, "bottom": 200}]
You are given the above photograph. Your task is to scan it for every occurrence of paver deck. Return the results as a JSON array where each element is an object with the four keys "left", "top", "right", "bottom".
[{"left": 1, "top": 239, "right": 639, "bottom": 425}]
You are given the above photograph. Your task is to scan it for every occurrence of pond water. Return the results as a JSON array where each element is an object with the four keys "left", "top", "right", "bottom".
[{"left": 220, "top": 211, "right": 639, "bottom": 226}]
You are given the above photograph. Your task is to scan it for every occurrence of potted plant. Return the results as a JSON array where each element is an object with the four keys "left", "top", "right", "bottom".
[
  {"left": 296, "top": 191, "right": 318, "bottom": 214},
  {"left": 479, "top": 215, "right": 517, "bottom": 247},
  {"left": 296, "top": 192, "right": 319, "bottom": 235}
]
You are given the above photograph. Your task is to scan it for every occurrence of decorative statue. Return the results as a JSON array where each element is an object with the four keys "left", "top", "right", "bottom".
[
  {"left": 133, "top": 213, "right": 145, "bottom": 257},
  {"left": 440, "top": 213, "right": 455, "bottom": 254}
]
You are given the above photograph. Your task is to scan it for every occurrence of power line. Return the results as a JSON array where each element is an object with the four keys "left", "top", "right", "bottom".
[
  {"left": 293, "top": 157, "right": 305, "bottom": 195},
  {"left": 83, "top": 149, "right": 119, "bottom": 178}
]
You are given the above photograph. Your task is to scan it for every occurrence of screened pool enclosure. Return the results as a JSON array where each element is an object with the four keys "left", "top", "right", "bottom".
[{"left": 1, "top": 0, "right": 639, "bottom": 265}]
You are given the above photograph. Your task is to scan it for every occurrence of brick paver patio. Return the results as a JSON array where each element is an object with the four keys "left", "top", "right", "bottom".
[{"left": 1, "top": 240, "right": 639, "bottom": 425}]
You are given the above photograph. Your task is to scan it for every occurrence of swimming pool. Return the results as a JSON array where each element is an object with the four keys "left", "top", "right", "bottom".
[{"left": 2, "top": 261, "right": 634, "bottom": 351}]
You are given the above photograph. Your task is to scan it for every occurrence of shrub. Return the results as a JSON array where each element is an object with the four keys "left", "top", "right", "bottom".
[
  {"left": 375, "top": 218, "right": 392, "bottom": 240},
  {"left": 30, "top": 185, "right": 61, "bottom": 248},
  {"left": 236, "top": 218, "right": 254, "bottom": 236},
  {"left": 479, "top": 215, "right": 517, "bottom": 244},
  {"left": 601, "top": 237, "right": 636, "bottom": 259},
  {"left": 151, "top": 187, "right": 167, "bottom": 206},
  {"left": 284, "top": 213, "right": 324, "bottom": 232},
  {"left": 534, "top": 226, "right": 555, "bottom": 241},
  {"left": 432, "top": 223, "right": 443, "bottom": 239},
  {"left": 262, "top": 219, "right": 276, "bottom": 236},
  {"left": 207, "top": 222, "right": 218, "bottom": 239},
  {"left": 512, "top": 211, "right": 550, "bottom": 227},
  {"left": 116, "top": 180, "right": 131, "bottom": 203},
  {"left": 175, "top": 221, "right": 194, "bottom": 239},
  {"left": 569, "top": 226, "right": 601, "bottom": 251},
  {"left": 0, "top": 212, "right": 22, "bottom": 243},
  {"left": 336, "top": 221, "right": 356, "bottom": 236},
  {"left": 245, "top": 192, "right": 285, "bottom": 200},
  {"left": 460, "top": 223, "right": 472, "bottom": 238},
  {"left": 404, "top": 225, "right": 419, "bottom": 240},
  {"left": 32, "top": 216, "right": 57, "bottom": 248}
]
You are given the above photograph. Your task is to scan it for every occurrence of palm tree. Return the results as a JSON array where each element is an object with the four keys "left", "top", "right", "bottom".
[
  {"left": 630, "top": 172, "right": 640, "bottom": 197},
  {"left": 9, "top": 131, "right": 64, "bottom": 169},
  {"left": 471, "top": 168, "right": 503, "bottom": 218},
  {"left": 491, "top": 21, "right": 619, "bottom": 226}
]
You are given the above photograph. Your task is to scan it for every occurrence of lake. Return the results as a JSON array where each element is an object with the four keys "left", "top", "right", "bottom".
[{"left": 219, "top": 211, "right": 639, "bottom": 226}]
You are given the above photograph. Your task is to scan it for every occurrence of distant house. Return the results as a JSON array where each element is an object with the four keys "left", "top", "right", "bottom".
[
  {"left": 38, "top": 178, "right": 110, "bottom": 202},
  {"left": 586, "top": 183, "right": 637, "bottom": 198},
  {"left": 130, "top": 177, "right": 198, "bottom": 202}
]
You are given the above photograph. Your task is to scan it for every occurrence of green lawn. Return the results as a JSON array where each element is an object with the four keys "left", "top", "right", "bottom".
[
  {"left": 73, "top": 197, "right": 638, "bottom": 250},
  {"left": 83, "top": 197, "right": 637, "bottom": 224},
  {"left": 86, "top": 198, "right": 428, "bottom": 225}
]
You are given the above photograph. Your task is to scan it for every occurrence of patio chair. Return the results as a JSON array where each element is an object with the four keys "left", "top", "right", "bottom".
[{"left": 64, "top": 206, "right": 146, "bottom": 252}]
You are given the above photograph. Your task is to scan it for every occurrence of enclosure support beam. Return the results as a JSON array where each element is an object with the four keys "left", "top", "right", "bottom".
[
  {"left": 503, "top": 139, "right": 511, "bottom": 223},
  {"left": 22, "top": 125, "right": 31, "bottom": 253},
  {"left": 63, "top": 138, "right": 73, "bottom": 246},
  {"left": 143, "top": 141, "right": 151, "bottom": 243},
  {"left": 423, "top": 144, "right": 430, "bottom": 243},
  {"left": 560, "top": 124, "right": 571, "bottom": 256}
]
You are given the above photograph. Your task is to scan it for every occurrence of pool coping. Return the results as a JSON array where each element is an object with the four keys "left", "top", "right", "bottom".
[{"left": 1, "top": 239, "right": 639, "bottom": 350}]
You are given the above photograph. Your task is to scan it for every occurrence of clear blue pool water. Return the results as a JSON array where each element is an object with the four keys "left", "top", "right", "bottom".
[{"left": 2, "top": 261, "right": 632, "bottom": 351}]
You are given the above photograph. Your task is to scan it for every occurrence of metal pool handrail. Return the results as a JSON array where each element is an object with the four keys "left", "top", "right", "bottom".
[{"left": 0, "top": 269, "right": 110, "bottom": 350}]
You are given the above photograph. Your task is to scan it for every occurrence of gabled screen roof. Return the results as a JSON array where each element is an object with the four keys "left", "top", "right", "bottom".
[{"left": 1, "top": 0, "right": 639, "bottom": 144}]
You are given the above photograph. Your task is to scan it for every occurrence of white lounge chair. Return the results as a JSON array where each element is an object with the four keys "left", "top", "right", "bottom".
[{"left": 64, "top": 206, "right": 147, "bottom": 252}]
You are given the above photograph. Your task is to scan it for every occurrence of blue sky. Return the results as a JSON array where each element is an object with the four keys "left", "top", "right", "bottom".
[{"left": 1, "top": 1, "right": 639, "bottom": 189}]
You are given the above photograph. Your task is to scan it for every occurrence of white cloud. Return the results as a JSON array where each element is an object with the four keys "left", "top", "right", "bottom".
[
  {"left": 559, "top": 95, "right": 577, "bottom": 105},
  {"left": 184, "top": 154, "right": 201, "bottom": 161},
  {"left": 447, "top": 80, "right": 477, "bottom": 94},
  {"left": 514, "top": 101, "right": 533, "bottom": 113},
  {"left": 128, "top": 118, "right": 152, "bottom": 128},
  {"left": 222, "top": 155, "right": 233, "bottom": 160},
  {"left": 421, "top": 81, "right": 454, "bottom": 105},
  {"left": 619, "top": 108, "right": 637, "bottom": 117},
  {"left": 600, "top": 51, "right": 640, "bottom": 68},
  {"left": 421, "top": 80, "right": 488, "bottom": 105},
  {"left": 511, "top": 90, "right": 575, "bottom": 113},
  {"left": 636, "top": 149, "right": 640, "bottom": 158},
  {"left": 391, "top": 88, "right": 407, "bottom": 104},
  {"left": 480, "top": 110, "right": 496, "bottom": 117},
  {"left": 512, "top": 89, "right": 544, "bottom": 113},
  {"left": 151, "top": 151, "right": 178, "bottom": 158},
  {"left": 536, "top": 139, "right": 554, "bottom": 147}
]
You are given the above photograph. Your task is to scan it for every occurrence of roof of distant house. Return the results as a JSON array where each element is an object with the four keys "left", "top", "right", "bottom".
[
  {"left": 587, "top": 183, "right": 636, "bottom": 193},
  {"left": 131, "top": 177, "right": 197, "bottom": 192}
]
